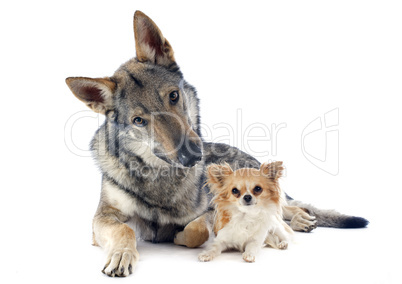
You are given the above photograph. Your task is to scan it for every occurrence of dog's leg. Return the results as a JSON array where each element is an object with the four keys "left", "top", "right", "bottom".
[
  {"left": 283, "top": 205, "right": 317, "bottom": 232},
  {"left": 264, "top": 221, "right": 292, "bottom": 250},
  {"left": 242, "top": 238, "right": 264, "bottom": 263},
  {"left": 265, "top": 232, "right": 287, "bottom": 249},
  {"left": 174, "top": 211, "right": 212, "bottom": 248},
  {"left": 198, "top": 238, "right": 226, "bottom": 262},
  {"left": 93, "top": 203, "right": 139, "bottom": 277},
  {"left": 241, "top": 228, "right": 269, "bottom": 263},
  {"left": 287, "top": 199, "right": 369, "bottom": 228}
]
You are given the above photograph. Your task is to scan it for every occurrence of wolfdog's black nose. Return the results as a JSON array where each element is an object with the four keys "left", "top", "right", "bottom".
[{"left": 178, "top": 139, "right": 202, "bottom": 167}]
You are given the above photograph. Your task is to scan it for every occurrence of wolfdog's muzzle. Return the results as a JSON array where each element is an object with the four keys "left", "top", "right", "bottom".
[{"left": 177, "top": 137, "right": 202, "bottom": 167}]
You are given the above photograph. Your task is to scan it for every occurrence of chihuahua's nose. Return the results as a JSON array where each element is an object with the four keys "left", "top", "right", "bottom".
[{"left": 244, "top": 195, "right": 252, "bottom": 203}]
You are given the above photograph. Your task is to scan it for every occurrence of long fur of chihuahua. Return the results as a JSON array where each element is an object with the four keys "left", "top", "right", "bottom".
[{"left": 198, "top": 161, "right": 293, "bottom": 263}]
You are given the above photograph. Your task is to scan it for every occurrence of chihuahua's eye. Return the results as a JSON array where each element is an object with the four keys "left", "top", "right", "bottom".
[
  {"left": 232, "top": 188, "right": 240, "bottom": 196},
  {"left": 169, "top": 91, "right": 179, "bottom": 105},
  {"left": 254, "top": 186, "right": 262, "bottom": 193},
  {"left": 133, "top": 117, "right": 147, "bottom": 127}
]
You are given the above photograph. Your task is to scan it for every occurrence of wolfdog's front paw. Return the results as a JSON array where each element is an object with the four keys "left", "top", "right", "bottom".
[
  {"left": 242, "top": 252, "right": 256, "bottom": 263},
  {"left": 290, "top": 212, "right": 317, "bottom": 232},
  {"left": 102, "top": 248, "right": 139, "bottom": 277},
  {"left": 198, "top": 251, "right": 214, "bottom": 262}
]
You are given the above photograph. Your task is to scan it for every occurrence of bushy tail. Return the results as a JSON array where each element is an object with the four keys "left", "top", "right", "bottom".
[{"left": 287, "top": 199, "right": 369, "bottom": 229}]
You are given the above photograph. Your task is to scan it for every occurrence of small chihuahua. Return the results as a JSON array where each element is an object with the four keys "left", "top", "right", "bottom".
[{"left": 198, "top": 161, "right": 293, "bottom": 263}]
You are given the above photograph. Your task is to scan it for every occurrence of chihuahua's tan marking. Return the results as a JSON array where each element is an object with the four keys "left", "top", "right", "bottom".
[{"left": 213, "top": 208, "right": 231, "bottom": 235}]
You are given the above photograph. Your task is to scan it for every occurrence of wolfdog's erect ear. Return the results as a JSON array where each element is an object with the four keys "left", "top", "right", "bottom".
[
  {"left": 134, "top": 10, "right": 175, "bottom": 66},
  {"left": 260, "top": 161, "right": 284, "bottom": 181},
  {"left": 65, "top": 77, "right": 116, "bottom": 114},
  {"left": 207, "top": 163, "right": 234, "bottom": 187}
]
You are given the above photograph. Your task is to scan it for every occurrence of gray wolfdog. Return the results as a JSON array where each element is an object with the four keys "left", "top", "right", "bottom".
[{"left": 66, "top": 11, "right": 368, "bottom": 277}]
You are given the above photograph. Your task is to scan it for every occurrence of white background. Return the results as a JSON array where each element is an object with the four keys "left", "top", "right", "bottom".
[{"left": 1, "top": 1, "right": 401, "bottom": 283}]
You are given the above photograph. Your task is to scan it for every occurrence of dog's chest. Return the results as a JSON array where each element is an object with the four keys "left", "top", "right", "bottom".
[
  {"left": 102, "top": 162, "right": 208, "bottom": 226},
  {"left": 218, "top": 209, "right": 276, "bottom": 249}
]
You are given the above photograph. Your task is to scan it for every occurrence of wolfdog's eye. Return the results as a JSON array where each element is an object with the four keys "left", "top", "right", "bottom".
[
  {"left": 133, "top": 117, "right": 147, "bottom": 127},
  {"left": 169, "top": 91, "right": 179, "bottom": 105},
  {"left": 253, "top": 186, "right": 262, "bottom": 194},
  {"left": 232, "top": 188, "right": 240, "bottom": 195}
]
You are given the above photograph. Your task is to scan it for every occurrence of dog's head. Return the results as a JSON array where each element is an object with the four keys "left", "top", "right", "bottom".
[
  {"left": 66, "top": 11, "right": 202, "bottom": 168},
  {"left": 207, "top": 162, "right": 284, "bottom": 210}
]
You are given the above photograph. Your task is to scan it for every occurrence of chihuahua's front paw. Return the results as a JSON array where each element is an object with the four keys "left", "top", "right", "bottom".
[
  {"left": 278, "top": 241, "right": 288, "bottom": 250},
  {"left": 242, "top": 252, "right": 255, "bottom": 263},
  {"left": 198, "top": 251, "right": 214, "bottom": 262}
]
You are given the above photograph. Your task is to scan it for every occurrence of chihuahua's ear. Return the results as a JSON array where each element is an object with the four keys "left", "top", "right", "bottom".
[
  {"left": 65, "top": 77, "right": 116, "bottom": 114},
  {"left": 207, "top": 163, "right": 234, "bottom": 187},
  {"left": 260, "top": 161, "right": 284, "bottom": 180},
  {"left": 134, "top": 10, "right": 175, "bottom": 66}
]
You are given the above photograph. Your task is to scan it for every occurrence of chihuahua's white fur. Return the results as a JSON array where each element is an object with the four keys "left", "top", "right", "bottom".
[{"left": 199, "top": 196, "right": 291, "bottom": 263}]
